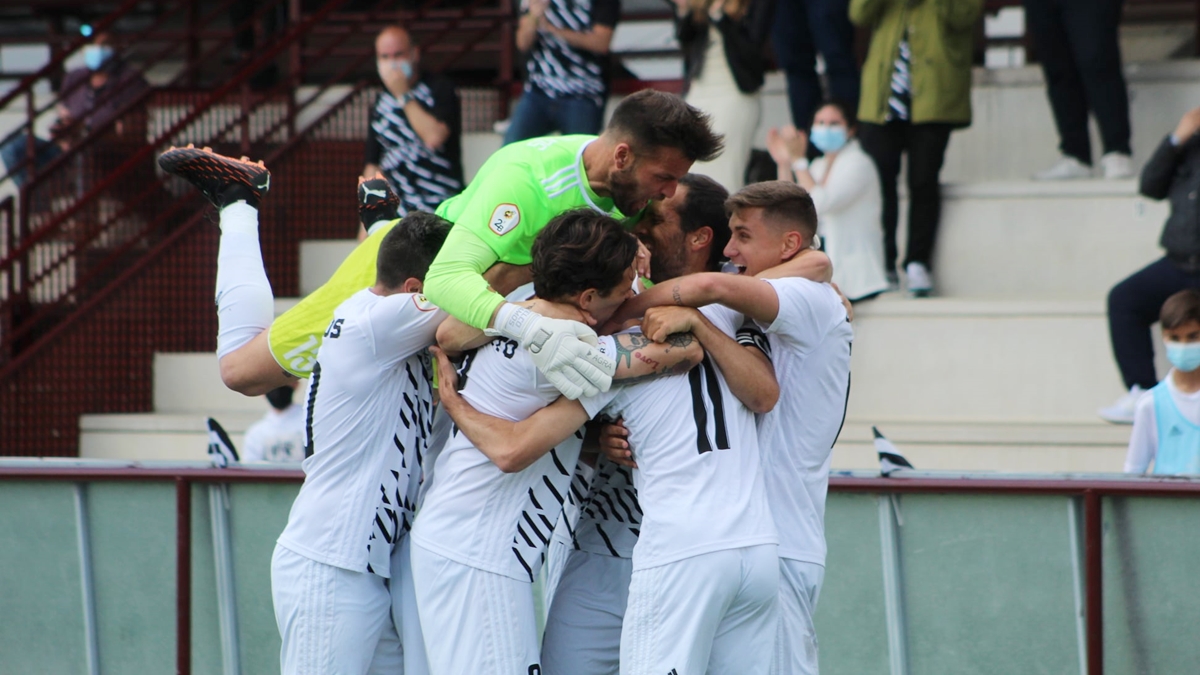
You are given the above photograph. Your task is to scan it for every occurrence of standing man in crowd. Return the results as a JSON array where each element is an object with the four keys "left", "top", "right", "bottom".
[
  {"left": 1026, "top": 0, "right": 1133, "bottom": 181},
  {"left": 362, "top": 25, "right": 463, "bottom": 229},
  {"left": 851, "top": 0, "right": 981, "bottom": 297},
  {"left": 1102, "top": 106, "right": 1200, "bottom": 423},
  {"left": 504, "top": 0, "right": 618, "bottom": 144},
  {"left": 770, "top": 0, "right": 860, "bottom": 132}
]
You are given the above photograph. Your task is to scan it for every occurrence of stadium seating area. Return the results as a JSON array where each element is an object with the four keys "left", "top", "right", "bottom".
[{"left": 0, "top": 0, "right": 1198, "bottom": 471}]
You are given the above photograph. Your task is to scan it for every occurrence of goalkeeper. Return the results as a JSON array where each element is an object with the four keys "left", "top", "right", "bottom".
[{"left": 161, "top": 89, "right": 722, "bottom": 400}]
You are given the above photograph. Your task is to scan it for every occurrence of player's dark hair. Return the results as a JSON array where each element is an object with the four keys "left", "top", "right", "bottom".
[
  {"left": 376, "top": 211, "right": 452, "bottom": 289},
  {"left": 532, "top": 209, "right": 639, "bottom": 300},
  {"left": 265, "top": 385, "right": 294, "bottom": 411},
  {"left": 606, "top": 90, "right": 724, "bottom": 163},
  {"left": 812, "top": 98, "right": 857, "bottom": 130},
  {"left": 677, "top": 173, "right": 731, "bottom": 272},
  {"left": 726, "top": 180, "right": 818, "bottom": 241},
  {"left": 1161, "top": 289, "right": 1200, "bottom": 330}
]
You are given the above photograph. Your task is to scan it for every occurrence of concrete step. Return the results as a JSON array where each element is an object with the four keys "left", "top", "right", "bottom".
[
  {"left": 845, "top": 296, "right": 1162, "bottom": 424},
  {"left": 931, "top": 180, "right": 1167, "bottom": 299},
  {"left": 79, "top": 412, "right": 263, "bottom": 461},
  {"left": 153, "top": 353, "right": 272, "bottom": 414},
  {"left": 831, "top": 420, "right": 1130, "bottom": 474}
]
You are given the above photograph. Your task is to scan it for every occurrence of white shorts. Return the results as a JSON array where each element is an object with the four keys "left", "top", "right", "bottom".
[
  {"left": 391, "top": 536, "right": 429, "bottom": 675},
  {"left": 542, "top": 536, "right": 572, "bottom": 615},
  {"left": 621, "top": 544, "right": 779, "bottom": 675},
  {"left": 541, "top": 549, "right": 633, "bottom": 675},
  {"left": 409, "top": 541, "right": 541, "bottom": 675},
  {"left": 771, "top": 559, "right": 825, "bottom": 675},
  {"left": 271, "top": 544, "right": 403, "bottom": 675}
]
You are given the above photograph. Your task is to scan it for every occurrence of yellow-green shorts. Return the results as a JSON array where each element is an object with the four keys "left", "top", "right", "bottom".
[{"left": 268, "top": 222, "right": 396, "bottom": 377}]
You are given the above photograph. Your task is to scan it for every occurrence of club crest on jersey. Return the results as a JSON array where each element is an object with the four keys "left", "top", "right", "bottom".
[
  {"left": 413, "top": 294, "right": 438, "bottom": 312},
  {"left": 490, "top": 204, "right": 520, "bottom": 236}
]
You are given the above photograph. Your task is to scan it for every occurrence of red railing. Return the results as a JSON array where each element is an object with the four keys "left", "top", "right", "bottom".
[
  {"left": 1, "top": 467, "right": 1196, "bottom": 674},
  {"left": 0, "top": 0, "right": 517, "bottom": 456}
]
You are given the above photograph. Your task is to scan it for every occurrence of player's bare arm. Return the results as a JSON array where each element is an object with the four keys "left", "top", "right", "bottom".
[
  {"left": 642, "top": 306, "right": 779, "bottom": 414},
  {"left": 608, "top": 249, "right": 830, "bottom": 326},
  {"left": 610, "top": 331, "right": 703, "bottom": 383},
  {"left": 432, "top": 347, "right": 591, "bottom": 473}
]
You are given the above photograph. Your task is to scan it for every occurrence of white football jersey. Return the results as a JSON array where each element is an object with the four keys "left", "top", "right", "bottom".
[
  {"left": 571, "top": 457, "right": 641, "bottom": 559},
  {"left": 411, "top": 325, "right": 613, "bottom": 582},
  {"left": 276, "top": 289, "right": 444, "bottom": 578},
  {"left": 753, "top": 277, "right": 853, "bottom": 566},
  {"left": 581, "top": 307, "right": 777, "bottom": 571}
]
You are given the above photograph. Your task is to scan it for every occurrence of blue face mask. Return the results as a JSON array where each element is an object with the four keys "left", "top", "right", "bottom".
[
  {"left": 84, "top": 45, "right": 113, "bottom": 71},
  {"left": 810, "top": 125, "right": 849, "bottom": 154},
  {"left": 1167, "top": 342, "right": 1200, "bottom": 372}
]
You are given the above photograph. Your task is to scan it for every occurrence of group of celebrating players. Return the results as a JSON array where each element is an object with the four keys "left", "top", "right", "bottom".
[{"left": 158, "top": 89, "right": 852, "bottom": 675}]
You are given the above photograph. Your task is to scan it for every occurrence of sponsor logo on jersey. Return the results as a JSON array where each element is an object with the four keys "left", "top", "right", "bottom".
[
  {"left": 490, "top": 203, "right": 521, "bottom": 236},
  {"left": 413, "top": 294, "right": 438, "bottom": 312}
]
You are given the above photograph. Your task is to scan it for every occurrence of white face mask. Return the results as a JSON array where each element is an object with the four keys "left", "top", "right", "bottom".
[{"left": 377, "top": 57, "right": 413, "bottom": 80}]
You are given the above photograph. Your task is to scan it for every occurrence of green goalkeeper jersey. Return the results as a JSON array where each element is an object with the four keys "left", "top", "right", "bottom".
[{"left": 268, "top": 135, "right": 631, "bottom": 377}]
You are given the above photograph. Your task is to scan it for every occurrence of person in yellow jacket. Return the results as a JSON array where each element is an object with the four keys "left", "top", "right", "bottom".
[{"left": 850, "top": 0, "right": 981, "bottom": 297}]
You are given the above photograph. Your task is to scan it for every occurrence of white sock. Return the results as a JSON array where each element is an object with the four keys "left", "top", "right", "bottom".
[
  {"left": 215, "top": 201, "right": 274, "bottom": 359},
  {"left": 366, "top": 218, "right": 392, "bottom": 236}
]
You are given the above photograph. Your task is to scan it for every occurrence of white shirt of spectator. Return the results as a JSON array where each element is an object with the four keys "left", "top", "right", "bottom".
[
  {"left": 242, "top": 400, "right": 307, "bottom": 462},
  {"left": 579, "top": 307, "right": 778, "bottom": 571},
  {"left": 276, "top": 288, "right": 445, "bottom": 578},
  {"left": 753, "top": 277, "right": 852, "bottom": 567},
  {"left": 1126, "top": 371, "right": 1200, "bottom": 473},
  {"left": 808, "top": 139, "right": 890, "bottom": 302}
]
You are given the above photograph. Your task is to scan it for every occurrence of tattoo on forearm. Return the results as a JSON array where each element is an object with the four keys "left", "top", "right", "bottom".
[
  {"left": 614, "top": 333, "right": 652, "bottom": 368},
  {"left": 664, "top": 332, "right": 694, "bottom": 349},
  {"left": 672, "top": 284, "right": 683, "bottom": 306},
  {"left": 634, "top": 351, "right": 661, "bottom": 370}
]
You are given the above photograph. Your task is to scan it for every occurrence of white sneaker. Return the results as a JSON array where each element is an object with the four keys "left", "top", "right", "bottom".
[
  {"left": 905, "top": 262, "right": 932, "bottom": 297},
  {"left": 1033, "top": 155, "right": 1093, "bottom": 181},
  {"left": 1097, "top": 384, "right": 1145, "bottom": 424},
  {"left": 1100, "top": 152, "right": 1133, "bottom": 179}
]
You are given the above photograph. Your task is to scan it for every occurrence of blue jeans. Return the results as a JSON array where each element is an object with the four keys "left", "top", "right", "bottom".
[
  {"left": 1, "top": 131, "right": 62, "bottom": 187},
  {"left": 502, "top": 89, "right": 605, "bottom": 145},
  {"left": 770, "top": 0, "right": 860, "bottom": 128}
]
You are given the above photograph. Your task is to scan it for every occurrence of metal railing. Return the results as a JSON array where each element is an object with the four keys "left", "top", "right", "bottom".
[
  {"left": 0, "top": 0, "right": 516, "bottom": 456},
  {"left": 1, "top": 466, "right": 1197, "bottom": 674}
]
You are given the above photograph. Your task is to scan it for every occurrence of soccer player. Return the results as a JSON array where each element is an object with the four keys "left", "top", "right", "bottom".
[
  {"left": 270, "top": 212, "right": 451, "bottom": 675},
  {"left": 613, "top": 180, "right": 853, "bottom": 675},
  {"left": 159, "top": 89, "right": 723, "bottom": 402},
  {"left": 409, "top": 210, "right": 709, "bottom": 675}
]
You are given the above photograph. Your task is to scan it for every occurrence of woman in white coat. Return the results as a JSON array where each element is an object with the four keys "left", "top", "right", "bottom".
[{"left": 768, "top": 100, "right": 890, "bottom": 302}]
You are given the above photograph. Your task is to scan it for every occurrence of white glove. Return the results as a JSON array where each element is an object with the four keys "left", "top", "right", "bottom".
[{"left": 487, "top": 304, "right": 616, "bottom": 399}]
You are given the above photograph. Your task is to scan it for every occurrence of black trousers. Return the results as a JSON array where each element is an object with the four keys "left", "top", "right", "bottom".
[
  {"left": 1108, "top": 257, "right": 1200, "bottom": 390},
  {"left": 770, "top": 0, "right": 860, "bottom": 129},
  {"left": 1024, "top": 0, "right": 1131, "bottom": 164},
  {"left": 858, "top": 120, "right": 953, "bottom": 272}
]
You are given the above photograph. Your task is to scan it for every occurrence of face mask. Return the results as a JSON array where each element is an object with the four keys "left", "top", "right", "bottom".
[
  {"left": 1167, "top": 342, "right": 1200, "bottom": 372},
  {"left": 379, "top": 58, "right": 413, "bottom": 80},
  {"left": 84, "top": 45, "right": 113, "bottom": 71},
  {"left": 810, "top": 125, "right": 848, "bottom": 154}
]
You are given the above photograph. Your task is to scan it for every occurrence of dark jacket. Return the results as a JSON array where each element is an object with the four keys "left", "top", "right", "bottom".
[
  {"left": 676, "top": 0, "right": 774, "bottom": 95},
  {"left": 1142, "top": 134, "right": 1200, "bottom": 268}
]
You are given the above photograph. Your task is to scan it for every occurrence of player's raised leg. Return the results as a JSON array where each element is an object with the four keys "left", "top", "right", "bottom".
[{"left": 158, "top": 146, "right": 287, "bottom": 395}]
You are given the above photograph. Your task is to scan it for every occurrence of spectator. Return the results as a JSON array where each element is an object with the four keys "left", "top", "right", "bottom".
[
  {"left": 1124, "top": 290, "right": 1200, "bottom": 475},
  {"left": 1, "top": 31, "right": 148, "bottom": 187},
  {"left": 242, "top": 382, "right": 307, "bottom": 462},
  {"left": 850, "top": 0, "right": 981, "bottom": 297},
  {"left": 1026, "top": 0, "right": 1132, "bottom": 181},
  {"left": 767, "top": 100, "right": 888, "bottom": 302},
  {"left": 1102, "top": 107, "right": 1200, "bottom": 423},
  {"left": 676, "top": 0, "right": 773, "bottom": 191},
  {"left": 362, "top": 25, "right": 463, "bottom": 230},
  {"left": 770, "top": 0, "right": 860, "bottom": 132},
  {"left": 503, "top": 0, "right": 618, "bottom": 144}
]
